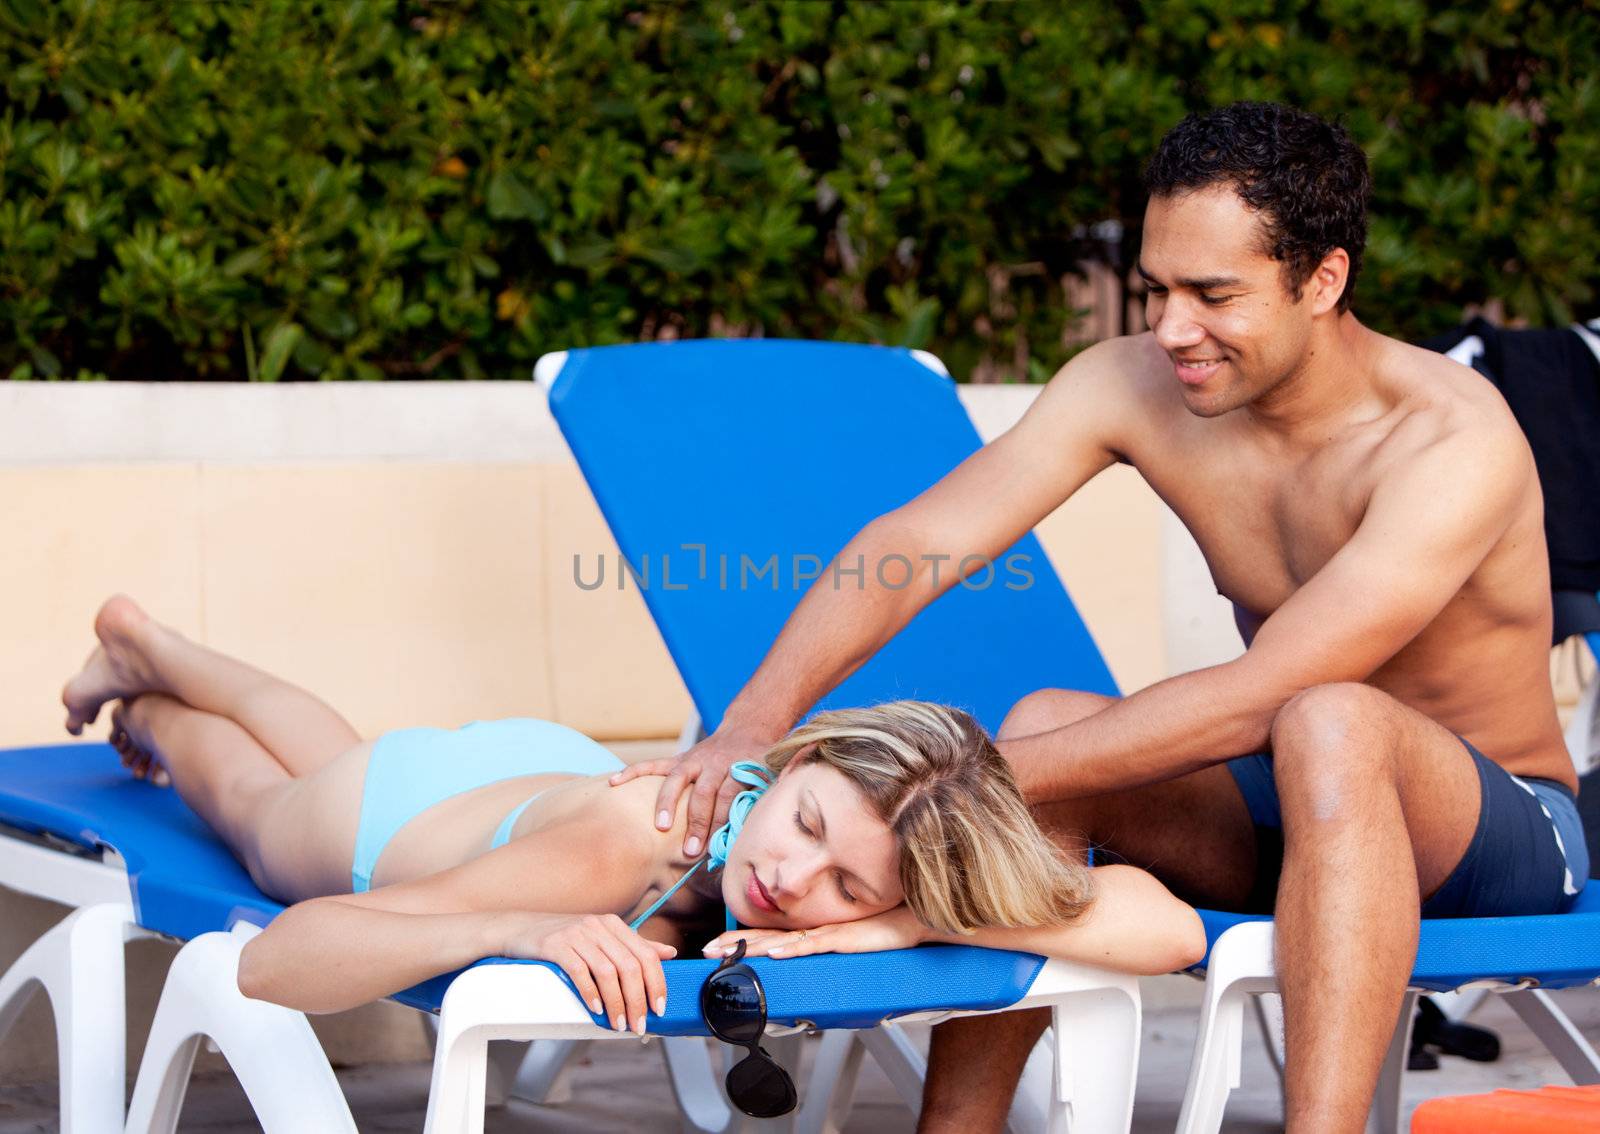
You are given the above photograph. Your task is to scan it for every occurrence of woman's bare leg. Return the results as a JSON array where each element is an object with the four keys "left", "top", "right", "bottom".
[
  {"left": 112, "top": 694, "right": 357, "bottom": 900},
  {"left": 112, "top": 694, "right": 288, "bottom": 885},
  {"left": 63, "top": 595, "right": 360, "bottom": 777}
]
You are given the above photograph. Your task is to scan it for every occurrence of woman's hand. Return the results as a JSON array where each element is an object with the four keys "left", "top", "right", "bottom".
[
  {"left": 703, "top": 907, "right": 927, "bottom": 960},
  {"left": 501, "top": 912, "right": 676, "bottom": 1034}
]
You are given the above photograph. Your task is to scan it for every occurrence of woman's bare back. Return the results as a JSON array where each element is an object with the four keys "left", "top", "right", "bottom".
[{"left": 251, "top": 738, "right": 609, "bottom": 902}]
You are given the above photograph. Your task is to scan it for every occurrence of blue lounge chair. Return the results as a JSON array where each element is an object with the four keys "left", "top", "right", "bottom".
[
  {"left": 538, "top": 338, "right": 1600, "bottom": 1134},
  {"left": 0, "top": 732, "right": 1145, "bottom": 1134}
]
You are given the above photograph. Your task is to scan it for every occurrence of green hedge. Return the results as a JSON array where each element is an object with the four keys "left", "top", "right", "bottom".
[{"left": 2, "top": 0, "right": 1596, "bottom": 382}]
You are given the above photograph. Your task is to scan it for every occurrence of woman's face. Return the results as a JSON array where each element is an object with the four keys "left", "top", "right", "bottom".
[{"left": 720, "top": 759, "right": 905, "bottom": 930}]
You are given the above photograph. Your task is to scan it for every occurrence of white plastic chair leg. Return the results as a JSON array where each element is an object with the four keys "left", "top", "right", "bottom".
[
  {"left": 1176, "top": 921, "right": 1278, "bottom": 1134},
  {"left": 662, "top": 1036, "right": 737, "bottom": 1133},
  {"left": 508, "top": 1037, "right": 586, "bottom": 1105},
  {"left": 124, "top": 928, "right": 356, "bottom": 1134},
  {"left": 1005, "top": 1026, "right": 1058, "bottom": 1134},
  {"left": 1367, "top": 990, "right": 1418, "bottom": 1134},
  {"left": 1502, "top": 988, "right": 1600, "bottom": 1083},
  {"left": 796, "top": 1030, "right": 868, "bottom": 1134},
  {"left": 1047, "top": 984, "right": 1142, "bottom": 1133},
  {"left": 0, "top": 902, "right": 134, "bottom": 1134},
  {"left": 424, "top": 1020, "right": 491, "bottom": 1134},
  {"left": 855, "top": 1022, "right": 930, "bottom": 1118},
  {"left": 1250, "top": 992, "right": 1286, "bottom": 1089}
]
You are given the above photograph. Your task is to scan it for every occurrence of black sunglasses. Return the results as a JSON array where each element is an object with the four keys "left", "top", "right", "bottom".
[{"left": 699, "top": 938, "right": 798, "bottom": 1118}]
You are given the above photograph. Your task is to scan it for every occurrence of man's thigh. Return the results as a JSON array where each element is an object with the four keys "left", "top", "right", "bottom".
[
  {"left": 1275, "top": 683, "right": 1585, "bottom": 917},
  {"left": 1045, "top": 763, "right": 1265, "bottom": 910},
  {"left": 1268, "top": 683, "right": 1484, "bottom": 905}
]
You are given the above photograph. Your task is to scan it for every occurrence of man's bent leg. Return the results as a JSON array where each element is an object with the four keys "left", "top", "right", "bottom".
[
  {"left": 1009, "top": 688, "right": 1262, "bottom": 909},
  {"left": 1270, "top": 683, "right": 1480, "bottom": 1134},
  {"left": 918, "top": 1009, "right": 1051, "bottom": 1133},
  {"left": 919, "top": 687, "right": 1260, "bottom": 1133}
]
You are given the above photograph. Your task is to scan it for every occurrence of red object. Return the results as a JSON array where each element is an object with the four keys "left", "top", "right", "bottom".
[{"left": 1412, "top": 1084, "right": 1600, "bottom": 1132}]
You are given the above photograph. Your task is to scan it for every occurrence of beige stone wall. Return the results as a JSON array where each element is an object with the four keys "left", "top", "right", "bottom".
[{"left": 0, "top": 383, "right": 1174, "bottom": 753}]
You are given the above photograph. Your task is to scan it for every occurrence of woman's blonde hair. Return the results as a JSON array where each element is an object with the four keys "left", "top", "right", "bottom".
[{"left": 760, "top": 701, "right": 1092, "bottom": 935}]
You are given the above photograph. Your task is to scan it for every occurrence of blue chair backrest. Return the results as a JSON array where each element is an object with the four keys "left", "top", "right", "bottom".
[{"left": 545, "top": 339, "right": 1117, "bottom": 735}]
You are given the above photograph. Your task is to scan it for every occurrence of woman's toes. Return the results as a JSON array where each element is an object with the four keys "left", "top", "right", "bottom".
[
  {"left": 62, "top": 600, "right": 158, "bottom": 738},
  {"left": 62, "top": 647, "right": 115, "bottom": 736}
]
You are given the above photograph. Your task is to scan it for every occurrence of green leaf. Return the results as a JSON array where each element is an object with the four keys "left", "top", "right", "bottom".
[
  {"left": 29, "top": 344, "right": 60, "bottom": 378},
  {"left": 222, "top": 247, "right": 269, "bottom": 277},
  {"left": 258, "top": 323, "right": 303, "bottom": 383},
  {"left": 485, "top": 169, "right": 548, "bottom": 222}
]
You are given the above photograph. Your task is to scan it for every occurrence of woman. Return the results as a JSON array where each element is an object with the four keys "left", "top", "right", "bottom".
[{"left": 62, "top": 596, "right": 1205, "bottom": 1033}]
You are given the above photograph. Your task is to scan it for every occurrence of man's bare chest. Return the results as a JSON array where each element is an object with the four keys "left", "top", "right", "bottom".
[{"left": 1138, "top": 452, "right": 1374, "bottom": 616}]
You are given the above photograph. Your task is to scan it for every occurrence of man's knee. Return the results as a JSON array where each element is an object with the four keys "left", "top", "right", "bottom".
[
  {"left": 998, "top": 687, "right": 1115, "bottom": 741},
  {"left": 1270, "top": 683, "right": 1400, "bottom": 806}
]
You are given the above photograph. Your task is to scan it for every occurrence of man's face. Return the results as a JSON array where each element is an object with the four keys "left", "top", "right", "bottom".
[{"left": 1139, "top": 185, "right": 1319, "bottom": 418}]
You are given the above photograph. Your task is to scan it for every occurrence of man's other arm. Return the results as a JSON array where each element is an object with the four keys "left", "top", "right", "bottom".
[{"left": 1006, "top": 428, "right": 1531, "bottom": 801}]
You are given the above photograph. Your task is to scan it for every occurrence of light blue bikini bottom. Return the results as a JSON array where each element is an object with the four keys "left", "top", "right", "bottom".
[{"left": 350, "top": 718, "right": 624, "bottom": 892}]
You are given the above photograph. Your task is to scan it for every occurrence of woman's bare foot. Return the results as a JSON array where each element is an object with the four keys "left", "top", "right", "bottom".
[
  {"left": 62, "top": 595, "right": 162, "bottom": 736},
  {"left": 110, "top": 698, "right": 170, "bottom": 786}
]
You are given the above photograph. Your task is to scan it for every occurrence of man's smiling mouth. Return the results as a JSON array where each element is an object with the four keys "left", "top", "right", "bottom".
[{"left": 1174, "top": 358, "right": 1225, "bottom": 386}]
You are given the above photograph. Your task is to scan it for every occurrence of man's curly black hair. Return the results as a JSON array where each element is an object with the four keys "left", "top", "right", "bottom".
[{"left": 1144, "top": 102, "right": 1372, "bottom": 313}]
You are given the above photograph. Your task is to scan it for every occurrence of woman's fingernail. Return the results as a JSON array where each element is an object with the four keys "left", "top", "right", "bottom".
[
  {"left": 657, "top": 810, "right": 671, "bottom": 829},
  {"left": 684, "top": 837, "right": 701, "bottom": 857},
  {"left": 655, "top": 996, "right": 666, "bottom": 1015},
  {"left": 634, "top": 1016, "right": 646, "bottom": 1035},
  {"left": 770, "top": 948, "right": 787, "bottom": 957},
  {"left": 613, "top": 1016, "right": 625, "bottom": 1032},
  {"left": 590, "top": 999, "right": 602, "bottom": 1014}
]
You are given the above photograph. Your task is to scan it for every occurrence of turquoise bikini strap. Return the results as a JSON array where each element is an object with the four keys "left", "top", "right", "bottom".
[
  {"left": 628, "top": 859, "right": 705, "bottom": 931},
  {"left": 628, "top": 760, "right": 773, "bottom": 934},
  {"left": 625, "top": 857, "right": 740, "bottom": 932}
]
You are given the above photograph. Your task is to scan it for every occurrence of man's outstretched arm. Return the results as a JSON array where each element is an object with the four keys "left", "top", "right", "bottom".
[
  {"left": 1005, "top": 428, "right": 1531, "bottom": 802},
  {"left": 615, "top": 341, "right": 1135, "bottom": 854}
]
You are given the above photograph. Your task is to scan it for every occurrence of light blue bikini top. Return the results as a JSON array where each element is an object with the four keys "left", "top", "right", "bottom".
[{"left": 492, "top": 761, "right": 774, "bottom": 933}]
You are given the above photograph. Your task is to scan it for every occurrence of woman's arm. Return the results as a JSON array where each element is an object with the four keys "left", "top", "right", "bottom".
[
  {"left": 237, "top": 900, "right": 520, "bottom": 1013},
  {"left": 931, "top": 865, "right": 1207, "bottom": 975},
  {"left": 704, "top": 865, "right": 1208, "bottom": 977},
  {"left": 239, "top": 780, "right": 681, "bottom": 1028}
]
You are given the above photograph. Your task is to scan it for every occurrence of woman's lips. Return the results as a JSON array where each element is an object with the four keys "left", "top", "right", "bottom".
[{"left": 746, "top": 868, "right": 782, "bottom": 914}]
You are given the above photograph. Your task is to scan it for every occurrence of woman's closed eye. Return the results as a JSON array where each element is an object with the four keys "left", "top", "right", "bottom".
[{"left": 793, "top": 810, "right": 858, "bottom": 903}]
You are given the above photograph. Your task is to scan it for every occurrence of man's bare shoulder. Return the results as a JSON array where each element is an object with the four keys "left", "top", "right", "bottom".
[
  {"left": 1368, "top": 333, "right": 1534, "bottom": 497},
  {"left": 1034, "top": 333, "right": 1179, "bottom": 436},
  {"left": 1376, "top": 333, "right": 1520, "bottom": 433},
  {"left": 1046, "top": 332, "right": 1170, "bottom": 390}
]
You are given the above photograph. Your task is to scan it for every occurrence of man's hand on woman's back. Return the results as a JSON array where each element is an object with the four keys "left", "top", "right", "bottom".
[{"left": 609, "top": 723, "right": 777, "bottom": 857}]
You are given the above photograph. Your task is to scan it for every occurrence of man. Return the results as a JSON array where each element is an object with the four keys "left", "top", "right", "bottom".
[{"left": 615, "top": 102, "right": 1583, "bottom": 1131}]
